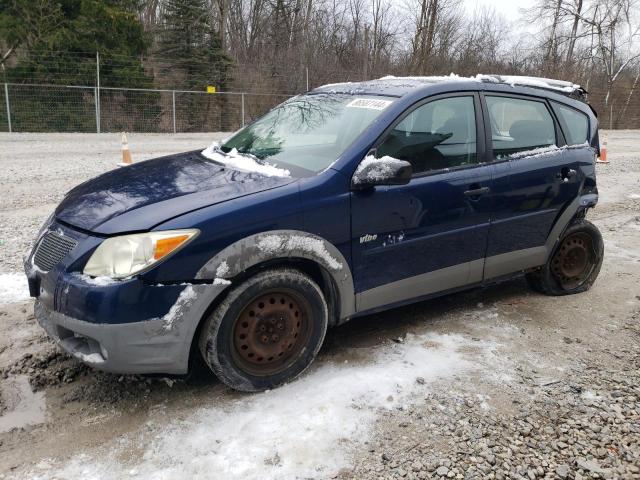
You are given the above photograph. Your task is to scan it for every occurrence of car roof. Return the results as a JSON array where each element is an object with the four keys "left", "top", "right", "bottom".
[{"left": 311, "top": 74, "right": 587, "bottom": 101}]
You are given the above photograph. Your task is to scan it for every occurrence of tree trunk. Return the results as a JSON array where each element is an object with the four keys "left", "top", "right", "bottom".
[
  {"left": 545, "top": 0, "right": 562, "bottom": 70},
  {"left": 565, "top": 0, "right": 582, "bottom": 64},
  {"left": 620, "top": 67, "right": 640, "bottom": 122}
]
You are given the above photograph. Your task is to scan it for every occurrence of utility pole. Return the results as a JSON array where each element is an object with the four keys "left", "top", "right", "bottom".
[
  {"left": 96, "top": 51, "right": 101, "bottom": 133},
  {"left": 363, "top": 25, "right": 369, "bottom": 81},
  {"left": 4, "top": 83, "right": 11, "bottom": 133}
]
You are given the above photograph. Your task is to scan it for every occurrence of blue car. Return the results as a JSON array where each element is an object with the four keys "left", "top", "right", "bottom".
[{"left": 24, "top": 75, "right": 604, "bottom": 391}]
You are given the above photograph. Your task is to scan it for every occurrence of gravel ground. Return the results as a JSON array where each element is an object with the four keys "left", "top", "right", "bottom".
[{"left": 0, "top": 131, "right": 638, "bottom": 480}]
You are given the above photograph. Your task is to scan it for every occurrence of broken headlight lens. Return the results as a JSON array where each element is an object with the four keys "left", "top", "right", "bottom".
[{"left": 83, "top": 229, "right": 199, "bottom": 279}]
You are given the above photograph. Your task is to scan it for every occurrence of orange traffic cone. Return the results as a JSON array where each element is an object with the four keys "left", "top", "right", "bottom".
[
  {"left": 597, "top": 133, "right": 608, "bottom": 163},
  {"left": 119, "top": 132, "right": 133, "bottom": 167}
]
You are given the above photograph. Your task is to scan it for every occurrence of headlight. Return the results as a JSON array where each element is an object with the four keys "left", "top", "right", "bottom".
[{"left": 83, "top": 229, "right": 198, "bottom": 279}]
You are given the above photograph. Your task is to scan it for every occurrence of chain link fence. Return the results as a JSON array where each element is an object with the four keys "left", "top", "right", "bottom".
[
  {"left": 2, "top": 81, "right": 639, "bottom": 133},
  {"left": 0, "top": 83, "right": 290, "bottom": 133}
]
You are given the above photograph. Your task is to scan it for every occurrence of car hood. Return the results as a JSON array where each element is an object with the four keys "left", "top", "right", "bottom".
[{"left": 55, "top": 150, "right": 295, "bottom": 234}]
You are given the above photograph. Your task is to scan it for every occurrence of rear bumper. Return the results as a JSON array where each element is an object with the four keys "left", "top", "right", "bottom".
[{"left": 35, "top": 299, "right": 193, "bottom": 375}]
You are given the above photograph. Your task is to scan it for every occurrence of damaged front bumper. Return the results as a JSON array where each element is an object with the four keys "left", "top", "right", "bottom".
[
  {"left": 24, "top": 220, "right": 228, "bottom": 375},
  {"left": 27, "top": 263, "right": 224, "bottom": 375},
  {"left": 34, "top": 299, "right": 193, "bottom": 375}
]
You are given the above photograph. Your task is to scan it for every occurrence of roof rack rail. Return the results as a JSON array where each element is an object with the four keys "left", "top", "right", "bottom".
[{"left": 478, "top": 74, "right": 587, "bottom": 99}]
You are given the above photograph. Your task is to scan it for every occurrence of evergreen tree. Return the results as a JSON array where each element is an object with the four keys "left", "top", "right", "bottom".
[
  {"left": 0, "top": 0, "right": 150, "bottom": 87},
  {"left": 157, "top": 0, "right": 231, "bottom": 91},
  {"left": 157, "top": 0, "right": 233, "bottom": 131},
  {"left": 0, "top": 0, "right": 155, "bottom": 131}
]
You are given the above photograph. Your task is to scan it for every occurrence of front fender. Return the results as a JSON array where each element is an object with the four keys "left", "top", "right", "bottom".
[{"left": 195, "top": 230, "right": 356, "bottom": 322}]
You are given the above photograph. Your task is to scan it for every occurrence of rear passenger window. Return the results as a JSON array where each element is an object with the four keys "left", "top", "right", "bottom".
[
  {"left": 486, "top": 96, "right": 556, "bottom": 159},
  {"left": 552, "top": 102, "right": 589, "bottom": 145},
  {"left": 377, "top": 96, "right": 476, "bottom": 174}
]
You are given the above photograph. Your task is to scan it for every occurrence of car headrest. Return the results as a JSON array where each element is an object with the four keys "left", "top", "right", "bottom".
[
  {"left": 509, "top": 120, "right": 554, "bottom": 147},
  {"left": 438, "top": 116, "right": 470, "bottom": 143}
]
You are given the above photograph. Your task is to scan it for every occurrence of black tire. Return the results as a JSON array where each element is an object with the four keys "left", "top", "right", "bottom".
[
  {"left": 525, "top": 219, "right": 604, "bottom": 296},
  {"left": 199, "top": 268, "right": 328, "bottom": 392}
]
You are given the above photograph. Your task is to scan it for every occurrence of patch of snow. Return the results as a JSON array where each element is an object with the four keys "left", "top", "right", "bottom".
[
  {"left": 213, "top": 261, "right": 232, "bottom": 285},
  {"left": 162, "top": 285, "right": 197, "bottom": 330},
  {"left": 0, "top": 273, "right": 31, "bottom": 304},
  {"left": 627, "top": 193, "right": 640, "bottom": 199},
  {"left": 201, "top": 143, "right": 290, "bottom": 178},
  {"left": 476, "top": 394, "right": 491, "bottom": 411},
  {"left": 353, "top": 154, "right": 408, "bottom": 183},
  {"left": 379, "top": 73, "right": 470, "bottom": 83},
  {"left": 503, "top": 142, "right": 590, "bottom": 161},
  {"left": 318, "top": 74, "right": 584, "bottom": 96},
  {"left": 581, "top": 390, "right": 603, "bottom": 402},
  {"left": 505, "top": 145, "right": 560, "bottom": 160},
  {"left": 257, "top": 234, "right": 342, "bottom": 270},
  {"left": 477, "top": 74, "right": 582, "bottom": 93},
  {"left": 72, "top": 351, "right": 104, "bottom": 364},
  {"left": 215, "top": 261, "right": 230, "bottom": 278},
  {"left": 29, "top": 332, "right": 490, "bottom": 480}
]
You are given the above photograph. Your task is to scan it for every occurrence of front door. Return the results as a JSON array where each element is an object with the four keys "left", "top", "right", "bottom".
[
  {"left": 481, "top": 94, "right": 584, "bottom": 279},
  {"left": 350, "top": 93, "right": 493, "bottom": 312}
]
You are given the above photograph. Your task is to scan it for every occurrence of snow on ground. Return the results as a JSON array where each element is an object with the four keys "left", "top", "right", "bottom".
[
  {"left": 0, "top": 273, "right": 30, "bottom": 304},
  {"left": 28, "top": 332, "right": 499, "bottom": 480}
]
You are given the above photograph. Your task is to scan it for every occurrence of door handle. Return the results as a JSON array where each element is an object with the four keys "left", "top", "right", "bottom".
[
  {"left": 464, "top": 186, "right": 491, "bottom": 197},
  {"left": 556, "top": 168, "right": 577, "bottom": 181}
]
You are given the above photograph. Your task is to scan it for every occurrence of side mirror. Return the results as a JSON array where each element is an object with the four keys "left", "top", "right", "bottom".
[{"left": 351, "top": 156, "right": 412, "bottom": 189}]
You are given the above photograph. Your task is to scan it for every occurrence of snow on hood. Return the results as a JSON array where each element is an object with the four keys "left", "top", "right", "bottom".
[{"left": 201, "top": 143, "right": 291, "bottom": 178}]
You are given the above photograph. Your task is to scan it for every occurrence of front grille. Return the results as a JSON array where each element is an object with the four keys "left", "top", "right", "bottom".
[{"left": 33, "top": 231, "right": 77, "bottom": 272}]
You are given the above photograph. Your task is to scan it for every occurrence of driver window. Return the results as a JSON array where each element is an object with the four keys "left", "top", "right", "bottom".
[{"left": 376, "top": 96, "right": 477, "bottom": 174}]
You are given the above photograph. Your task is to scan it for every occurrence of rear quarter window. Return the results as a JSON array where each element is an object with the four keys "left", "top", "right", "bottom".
[
  {"left": 485, "top": 96, "right": 556, "bottom": 159},
  {"left": 552, "top": 102, "right": 589, "bottom": 145}
]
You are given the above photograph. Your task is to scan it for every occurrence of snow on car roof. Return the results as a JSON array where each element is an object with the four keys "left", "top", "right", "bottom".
[
  {"left": 476, "top": 74, "right": 585, "bottom": 95},
  {"left": 313, "top": 73, "right": 586, "bottom": 98}
]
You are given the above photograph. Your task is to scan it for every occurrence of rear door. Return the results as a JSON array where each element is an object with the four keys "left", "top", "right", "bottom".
[
  {"left": 350, "top": 93, "right": 494, "bottom": 312},
  {"left": 481, "top": 93, "right": 583, "bottom": 279}
]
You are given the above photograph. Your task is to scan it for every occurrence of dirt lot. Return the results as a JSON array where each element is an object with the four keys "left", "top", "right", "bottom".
[{"left": 0, "top": 131, "right": 638, "bottom": 480}]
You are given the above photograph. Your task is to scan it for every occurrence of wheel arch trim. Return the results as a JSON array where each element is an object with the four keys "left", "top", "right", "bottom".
[{"left": 195, "top": 230, "right": 356, "bottom": 322}]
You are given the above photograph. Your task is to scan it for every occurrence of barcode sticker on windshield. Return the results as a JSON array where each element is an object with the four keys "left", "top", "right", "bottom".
[{"left": 346, "top": 98, "right": 392, "bottom": 110}]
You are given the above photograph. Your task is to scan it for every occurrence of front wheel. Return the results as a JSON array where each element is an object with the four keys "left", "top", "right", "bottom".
[
  {"left": 199, "top": 268, "right": 328, "bottom": 392},
  {"left": 526, "top": 219, "right": 604, "bottom": 296}
]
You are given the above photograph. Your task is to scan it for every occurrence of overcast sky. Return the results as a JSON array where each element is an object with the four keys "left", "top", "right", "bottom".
[{"left": 465, "top": 0, "right": 532, "bottom": 22}]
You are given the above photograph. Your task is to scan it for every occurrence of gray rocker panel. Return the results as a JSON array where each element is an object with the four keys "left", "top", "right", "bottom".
[{"left": 356, "top": 258, "right": 484, "bottom": 313}]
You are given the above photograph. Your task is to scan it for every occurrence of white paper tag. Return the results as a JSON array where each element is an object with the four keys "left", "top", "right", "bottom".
[{"left": 346, "top": 98, "right": 393, "bottom": 110}]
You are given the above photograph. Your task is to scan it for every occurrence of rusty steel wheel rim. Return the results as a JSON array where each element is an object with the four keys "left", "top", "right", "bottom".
[
  {"left": 551, "top": 232, "right": 594, "bottom": 289},
  {"left": 231, "top": 289, "right": 312, "bottom": 376}
]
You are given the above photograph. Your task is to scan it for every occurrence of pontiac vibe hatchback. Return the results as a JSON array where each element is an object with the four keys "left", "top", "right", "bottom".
[{"left": 25, "top": 75, "right": 604, "bottom": 391}]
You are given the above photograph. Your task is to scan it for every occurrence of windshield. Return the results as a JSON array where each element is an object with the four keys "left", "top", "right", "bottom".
[{"left": 220, "top": 94, "right": 396, "bottom": 176}]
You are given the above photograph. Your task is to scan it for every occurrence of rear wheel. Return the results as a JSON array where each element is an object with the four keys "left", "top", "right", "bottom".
[
  {"left": 526, "top": 219, "right": 603, "bottom": 296},
  {"left": 199, "top": 268, "right": 328, "bottom": 392}
]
